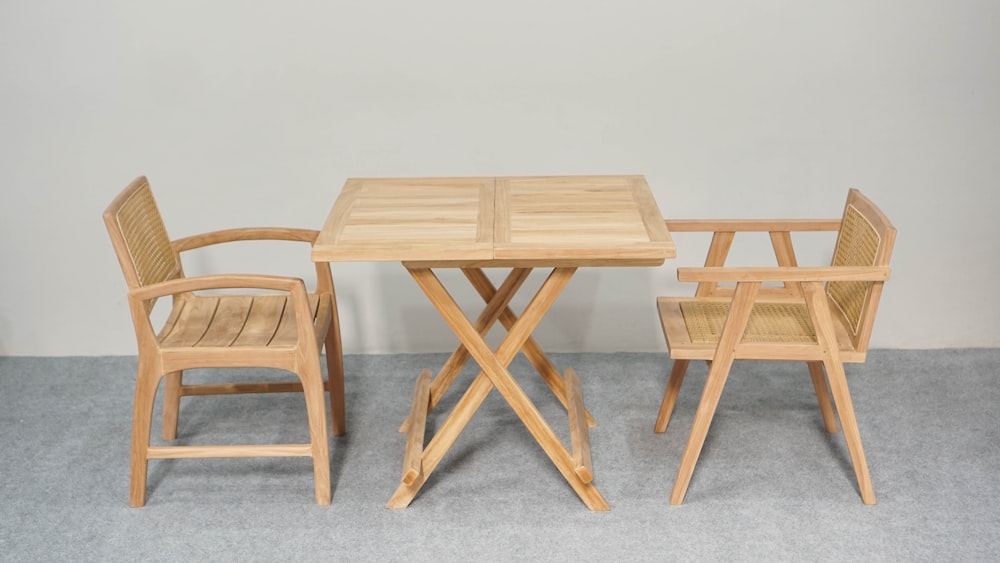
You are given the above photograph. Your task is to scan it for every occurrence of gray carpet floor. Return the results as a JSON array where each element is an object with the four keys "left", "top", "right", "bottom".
[{"left": 1, "top": 350, "right": 998, "bottom": 561}]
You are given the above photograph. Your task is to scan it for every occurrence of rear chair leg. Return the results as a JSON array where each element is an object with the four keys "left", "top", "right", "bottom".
[
  {"left": 807, "top": 361, "right": 838, "bottom": 433},
  {"left": 655, "top": 359, "right": 690, "bottom": 433},
  {"left": 162, "top": 370, "right": 182, "bottom": 440},
  {"left": 324, "top": 325, "right": 346, "bottom": 437}
]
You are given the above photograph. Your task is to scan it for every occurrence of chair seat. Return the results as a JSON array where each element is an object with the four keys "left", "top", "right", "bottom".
[
  {"left": 657, "top": 296, "right": 865, "bottom": 363},
  {"left": 159, "top": 293, "right": 331, "bottom": 349}
]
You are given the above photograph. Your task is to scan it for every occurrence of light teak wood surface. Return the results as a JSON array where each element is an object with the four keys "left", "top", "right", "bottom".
[
  {"left": 313, "top": 175, "right": 675, "bottom": 510},
  {"left": 313, "top": 177, "right": 494, "bottom": 262},
  {"left": 312, "top": 175, "right": 674, "bottom": 265}
]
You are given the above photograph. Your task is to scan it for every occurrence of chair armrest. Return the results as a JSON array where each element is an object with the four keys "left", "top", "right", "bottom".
[
  {"left": 677, "top": 266, "right": 891, "bottom": 283},
  {"left": 669, "top": 219, "right": 843, "bottom": 298},
  {"left": 171, "top": 228, "right": 334, "bottom": 295},
  {"left": 128, "top": 274, "right": 307, "bottom": 302},
  {"left": 665, "top": 219, "right": 841, "bottom": 232},
  {"left": 171, "top": 228, "right": 318, "bottom": 253}
]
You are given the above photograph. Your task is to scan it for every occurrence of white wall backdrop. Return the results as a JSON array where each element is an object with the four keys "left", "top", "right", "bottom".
[{"left": 1, "top": 0, "right": 998, "bottom": 356}]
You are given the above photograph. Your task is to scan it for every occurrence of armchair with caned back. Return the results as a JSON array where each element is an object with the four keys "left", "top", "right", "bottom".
[
  {"left": 103, "top": 176, "right": 345, "bottom": 506},
  {"left": 654, "top": 189, "right": 896, "bottom": 505}
]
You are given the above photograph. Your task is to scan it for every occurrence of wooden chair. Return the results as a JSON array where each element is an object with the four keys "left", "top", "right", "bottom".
[
  {"left": 654, "top": 189, "right": 895, "bottom": 504},
  {"left": 103, "top": 176, "right": 345, "bottom": 506}
]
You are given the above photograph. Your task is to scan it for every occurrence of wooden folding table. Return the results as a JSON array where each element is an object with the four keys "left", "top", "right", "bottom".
[{"left": 312, "top": 175, "right": 674, "bottom": 510}]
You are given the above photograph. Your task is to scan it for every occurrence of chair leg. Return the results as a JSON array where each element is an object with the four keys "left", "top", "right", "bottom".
[
  {"left": 324, "top": 326, "right": 346, "bottom": 437},
  {"left": 300, "top": 359, "right": 332, "bottom": 505},
  {"left": 671, "top": 282, "right": 757, "bottom": 505},
  {"left": 801, "top": 281, "right": 875, "bottom": 504},
  {"left": 162, "top": 370, "right": 182, "bottom": 440},
  {"left": 670, "top": 357, "right": 735, "bottom": 505},
  {"left": 824, "top": 358, "right": 876, "bottom": 504},
  {"left": 130, "top": 360, "right": 162, "bottom": 507},
  {"left": 655, "top": 359, "right": 689, "bottom": 433},
  {"left": 807, "top": 361, "right": 838, "bottom": 433}
]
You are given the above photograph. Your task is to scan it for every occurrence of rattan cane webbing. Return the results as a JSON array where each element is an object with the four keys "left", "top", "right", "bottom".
[
  {"left": 116, "top": 183, "right": 180, "bottom": 287},
  {"left": 680, "top": 300, "right": 817, "bottom": 344},
  {"left": 828, "top": 204, "right": 880, "bottom": 336}
]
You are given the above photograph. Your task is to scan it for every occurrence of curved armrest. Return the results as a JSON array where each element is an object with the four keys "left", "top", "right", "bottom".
[
  {"left": 665, "top": 219, "right": 841, "bottom": 232},
  {"left": 171, "top": 228, "right": 334, "bottom": 295},
  {"left": 172, "top": 228, "right": 319, "bottom": 253},
  {"left": 677, "top": 266, "right": 891, "bottom": 283},
  {"left": 128, "top": 274, "right": 307, "bottom": 302}
]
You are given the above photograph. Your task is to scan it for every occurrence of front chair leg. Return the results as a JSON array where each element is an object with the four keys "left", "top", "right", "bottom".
[
  {"left": 299, "top": 358, "right": 332, "bottom": 505},
  {"left": 670, "top": 358, "right": 734, "bottom": 505},
  {"left": 130, "top": 361, "right": 164, "bottom": 507},
  {"left": 671, "top": 282, "right": 758, "bottom": 505}
]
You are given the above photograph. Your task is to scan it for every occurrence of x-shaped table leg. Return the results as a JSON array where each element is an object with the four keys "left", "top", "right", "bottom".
[
  {"left": 399, "top": 267, "right": 596, "bottom": 431},
  {"left": 387, "top": 266, "right": 609, "bottom": 510}
]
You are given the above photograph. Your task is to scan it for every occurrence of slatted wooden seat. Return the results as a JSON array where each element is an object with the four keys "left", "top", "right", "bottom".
[
  {"left": 103, "top": 176, "right": 345, "bottom": 506},
  {"left": 655, "top": 189, "right": 896, "bottom": 504}
]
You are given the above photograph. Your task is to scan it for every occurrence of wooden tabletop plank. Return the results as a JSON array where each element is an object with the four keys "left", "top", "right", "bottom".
[
  {"left": 312, "top": 177, "right": 494, "bottom": 262},
  {"left": 494, "top": 175, "right": 675, "bottom": 264},
  {"left": 313, "top": 175, "right": 675, "bottom": 265}
]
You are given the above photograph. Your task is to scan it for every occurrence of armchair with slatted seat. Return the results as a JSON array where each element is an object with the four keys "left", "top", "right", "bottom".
[
  {"left": 103, "top": 176, "right": 345, "bottom": 506},
  {"left": 654, "top": 189, "right": 895, "bottom": 505}
]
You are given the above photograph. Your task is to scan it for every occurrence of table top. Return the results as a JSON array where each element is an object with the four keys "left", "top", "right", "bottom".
[{"left": 312, "top": 175, "right": 675, "bottom": 267}]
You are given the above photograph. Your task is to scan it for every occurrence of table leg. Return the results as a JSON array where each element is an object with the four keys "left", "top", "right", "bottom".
[
  {"left": 400, "top": 267, "right": 596, "bottom": 430},
  {"left": 388, "top": 266, "right": 609, "bottom": 511},
  {"left": 398, "top": 268, "right": 531, "bottom": 432},
  {"left": 462, "top": 268, "right": 598, "bottom": 428}
]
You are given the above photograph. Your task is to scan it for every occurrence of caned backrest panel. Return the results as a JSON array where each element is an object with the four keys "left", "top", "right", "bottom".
[
  {"left": 104, "top": 176, "right": 182, "bottom": 291},
  {"left": 828, "top": 205, "right": 880, "bottom": 333},
  {"left": 827, "top": 189, "right": 896, "bottom": 353}
]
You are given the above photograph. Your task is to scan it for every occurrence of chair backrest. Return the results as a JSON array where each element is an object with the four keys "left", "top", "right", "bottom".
[
  {"left": 826, "top": 189, "right": 896, "bottom": 354},
  {"left": 103, "top": 176, "right": 183, "bottom": 310}
]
